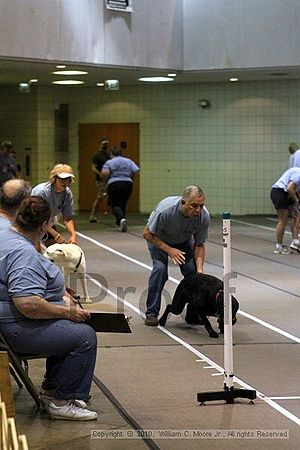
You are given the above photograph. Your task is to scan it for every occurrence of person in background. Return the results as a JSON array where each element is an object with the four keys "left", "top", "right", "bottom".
[
  {"left": 89, "top": 138, "right": 110, "bottom": 223},
  {"left": 0, "top": 141, "right": 17, "bottom": 187},
  {"left": 101, "top": 147, "right": 139, "bottom": 232},
  {"left": 143, "top": 185, "right": 210, "bottom": 326},
  {"left": 8, "top": 146, "right": 22, "bottom": 177},
  {"left": 287, "top": 143, "right": 300, "bottom": 244},
  {"left": 288, "top": 142, "right": 300, "bottom": 169},
  {"left": 0, "top": 179, "right": 31, "bottom": 230},
  {"left": 32, "top": 164, "right": 77, "bottom": 245},
  {"left": 0, "top": 196, "right": 97, "bottom": 421},
  {"left": 271, "top": 167, "right": 300, "bottom": 254}
]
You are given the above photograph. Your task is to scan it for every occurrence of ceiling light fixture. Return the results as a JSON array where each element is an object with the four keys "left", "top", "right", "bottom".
[
  {"left": 29, "top": 79, "right": 38, "bottom": 83},
  {"left": 52, "top": 80, "right": 84, "bottom": 85},
  {"left": 139, "top": 76, "right": 174, "bottom": 82},
  {"left": 198, "top": 99, "right": 211, "bottom": 109},
  {"left": 56, "top": 65, "right": 66, "bottom": 69},
  {"left": 167, "top": 73, "right": 177, "bottom": 77},
  {"left": 104, "top": 79, "right": 119, "bottom": 90},
  {"left": 52, "top": 70, "right": 88, "bottom": 75},
  {"left": 18, "top": 82, "right": 30, "bottom": 93},
  {"left": 229, "top": 77, "right": 239, "bottom": 82},
  {"left": 96, "top": 82, "right": 105, "bottom": 87}
]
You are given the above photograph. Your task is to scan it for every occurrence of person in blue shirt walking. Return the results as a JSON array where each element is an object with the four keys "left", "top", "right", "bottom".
[{"left": 101, "top": 148, "right": 139, "bottom": 232}]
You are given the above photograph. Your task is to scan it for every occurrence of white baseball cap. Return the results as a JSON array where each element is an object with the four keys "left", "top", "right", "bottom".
[{"left": 57, "top": 172, "right": 75, "bottom": 179}]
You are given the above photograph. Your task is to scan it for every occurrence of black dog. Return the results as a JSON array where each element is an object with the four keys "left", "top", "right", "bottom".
[{"left": 159, "top": 273, "right": 239, "bottom": 338}]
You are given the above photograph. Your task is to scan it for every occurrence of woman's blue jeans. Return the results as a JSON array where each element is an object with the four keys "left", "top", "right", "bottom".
[
  {"left": 145, "top": 240, "right": 196, "bottom": 317},
  {"left": 0, "top": 319, "right": 97, "bottom": 402}
]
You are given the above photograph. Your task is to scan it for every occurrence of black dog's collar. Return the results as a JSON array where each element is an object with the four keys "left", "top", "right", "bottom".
[
  {"left": 215, "top": 289, "right": 224, "bottom": 320},
  {"left": 215, "top": 289, "right": 223, "bottom": 302}
]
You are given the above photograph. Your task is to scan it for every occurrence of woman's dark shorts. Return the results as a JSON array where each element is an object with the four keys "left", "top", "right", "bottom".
[{"left": 270, "top": 188, "right": 293, "bottom": 210}]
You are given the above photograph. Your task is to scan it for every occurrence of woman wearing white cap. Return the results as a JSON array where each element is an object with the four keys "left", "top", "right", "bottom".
[{"left": 32, "top": 164, "right": 77, "bottom": 244}]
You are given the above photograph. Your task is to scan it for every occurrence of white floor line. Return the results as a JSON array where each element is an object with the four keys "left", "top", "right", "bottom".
[
  {"left": 79, "top": 231, "right": 300, "bottom": 426},
  {"left": 231, "top": 219, "right": 276, "bottom": 232},
  {"left": 231, "top": 218, "right": 292, "bottom": 236},
  {"left": 78, "top": 231, "right": 180, "bottom": 284},
  {"left": 267, "top": 217, "right": 277, "bottom": 222},
  {"left": 238, "top": 311, "right": 300, "bottom": 343}
]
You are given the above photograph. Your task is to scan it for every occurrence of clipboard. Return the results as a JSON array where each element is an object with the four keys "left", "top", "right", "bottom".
[{"left": 87, "top": 312, "right": 132, "bottom": 333}]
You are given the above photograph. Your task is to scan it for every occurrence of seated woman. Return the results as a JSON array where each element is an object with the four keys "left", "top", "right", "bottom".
[{"left": 0, "top": 196, "right": 97, "bottom": 421}]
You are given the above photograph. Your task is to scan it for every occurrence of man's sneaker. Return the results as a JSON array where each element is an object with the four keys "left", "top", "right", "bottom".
[
  {"left": 89, "top": 216, "right": 97, "bottom": 223},
  {"left": 290, "top": 242, "right": 300, "bottom": 252},
  {"left": 274, "top": 246, "right": 290, "bottom": 254},
  {"left": 120, "top": 218, "right": 127, "bottom": 232},
  {"left": 48, "top": 401, "right": 97, "bottom": 421},
  {"left": 145, "top": 316, "right": 159, "bottom": 326}
]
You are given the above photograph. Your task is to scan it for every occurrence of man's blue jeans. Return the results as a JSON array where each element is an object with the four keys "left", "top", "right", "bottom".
[
  {"left": 0, "top": 318, "right": 97, "bottom": 402},
  {"left": 145, "top": 240, "right": 196, "bottom": 317}
]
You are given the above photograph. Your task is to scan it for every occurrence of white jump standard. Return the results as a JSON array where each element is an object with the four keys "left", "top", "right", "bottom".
[{"left": 197, "top": 211, "right": 256, "bottom": 404}]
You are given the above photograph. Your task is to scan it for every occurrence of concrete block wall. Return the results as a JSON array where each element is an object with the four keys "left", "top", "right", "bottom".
[
  {"left": 68, "top": 79, "right": 300, "bottom": 215},
  {"left": 1, "top": 79, "right": 300, "bottom": 216}
]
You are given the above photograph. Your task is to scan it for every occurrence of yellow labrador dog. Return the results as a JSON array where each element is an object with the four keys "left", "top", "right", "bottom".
[{"left": 44, "top": 243, "right": 92, "bottom": 303}]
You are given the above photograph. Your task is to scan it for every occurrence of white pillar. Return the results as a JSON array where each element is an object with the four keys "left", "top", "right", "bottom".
[{"left": 222, "top": 211, "right": 234, "bottom": 389}]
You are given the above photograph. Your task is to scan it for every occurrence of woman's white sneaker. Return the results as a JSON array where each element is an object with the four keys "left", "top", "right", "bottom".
[
  {"left": 48, "top": 401, "right": 97, "bottom": 421},
  {"left": 274, "top": 245, "right": 289, "bottom": 254},
  {"left": 290, "top": 242, "right": 300, "bottom": 252},
  {"left": 119, "top": 218, "right": 127, "bottom": 232}
]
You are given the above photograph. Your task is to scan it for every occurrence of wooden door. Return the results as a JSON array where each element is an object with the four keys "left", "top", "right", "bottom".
[{"left": 78, "top": 123, "right": 140, "bottom": 211}]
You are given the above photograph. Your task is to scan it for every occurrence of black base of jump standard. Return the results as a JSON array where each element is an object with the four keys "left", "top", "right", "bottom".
[{"left": 197, "top": 386, "right": 256, "bottom": 405}]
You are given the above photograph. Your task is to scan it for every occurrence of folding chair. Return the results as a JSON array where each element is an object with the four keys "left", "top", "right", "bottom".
[{"left": 0, "top": 331, "right": 45, "bottom": 410}]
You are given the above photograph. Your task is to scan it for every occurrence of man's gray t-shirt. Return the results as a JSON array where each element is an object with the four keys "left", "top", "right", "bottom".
[
  {"left": 147, "top": 196, "right": 210, "bottom": 245},
  {"left": 32, "top": 181, "right": 74, "bottom": 222}
]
